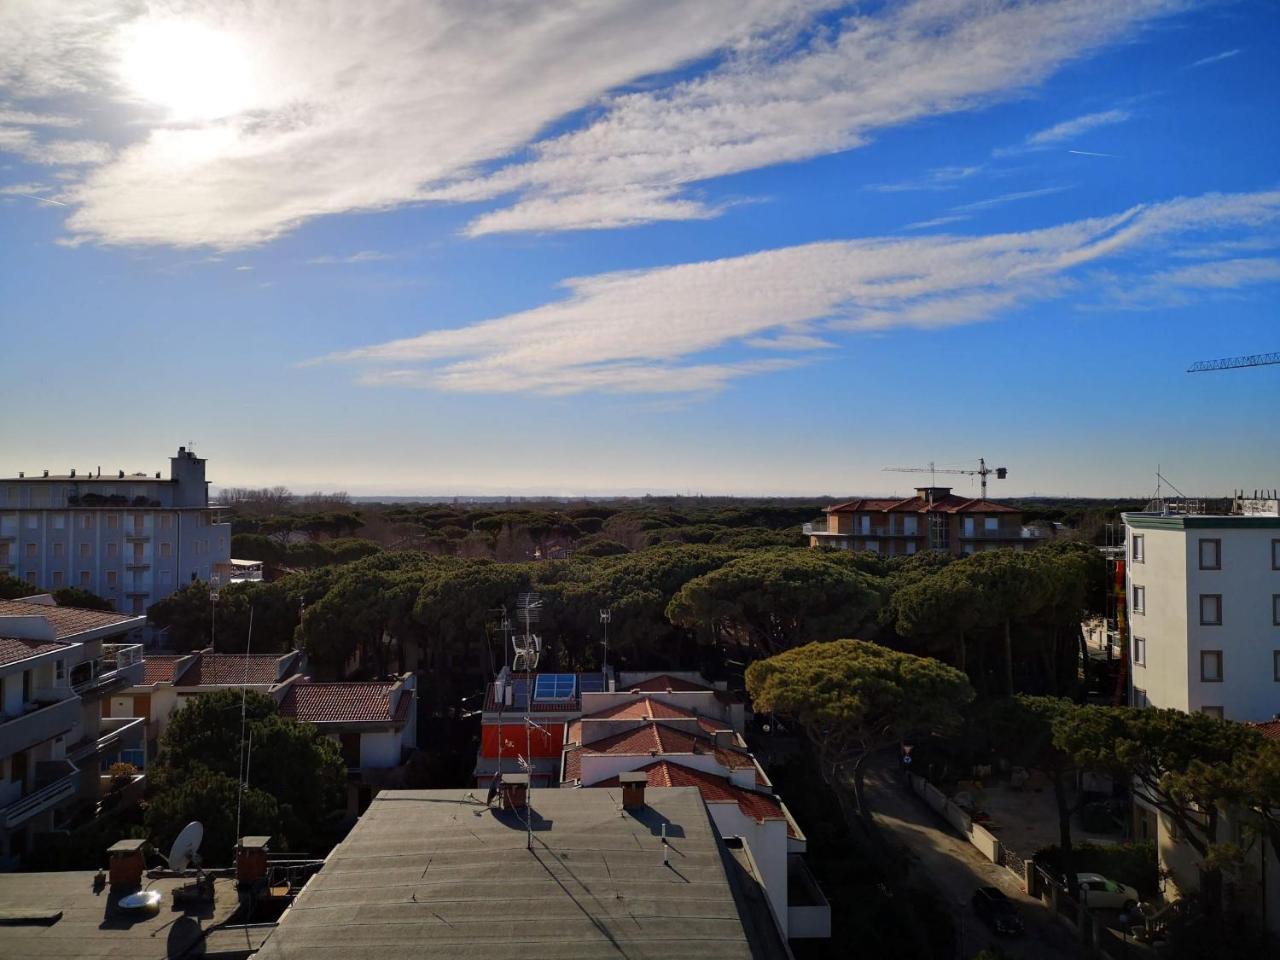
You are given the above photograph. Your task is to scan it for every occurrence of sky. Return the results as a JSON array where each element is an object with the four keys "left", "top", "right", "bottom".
[{"left": 1, "top": 0, "right": 1277, "bottom": 498}]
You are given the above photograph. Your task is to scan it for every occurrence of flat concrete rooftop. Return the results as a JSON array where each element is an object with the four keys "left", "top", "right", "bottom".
[
  {"left": 253, "top": 786, "right": 771, "bottom": 960},
  {"left": 0, "top": 873, "right": 254, "bottom": 959}
]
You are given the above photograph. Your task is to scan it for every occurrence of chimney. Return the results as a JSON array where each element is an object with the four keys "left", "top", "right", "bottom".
[
  {"left": 106, "top": 838, "right": 148, "bottom": 889},
  {"left": 42, "top": 469, "right": 49, "bottom": 477},
  {"left": 502, "top": 772, "right": 529, "bottom": 811},
  {"left": 17, "top": 471, "right": 22, "bottom": 478},
  {"left": 118, "top": 470, "right": 124, "bottom": 478},
  {"left": 70, "top": 468, "right": 76, "bottom": 478},
  {"left": 619, "top": 771, "right": 648, "bottom": 810},
  {"left": 235, "top": 836, "right": 271, "bottom": 885}
]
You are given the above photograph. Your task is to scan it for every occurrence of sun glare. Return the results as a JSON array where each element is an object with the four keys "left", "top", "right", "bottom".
[{"left": 117, "top": 19, "right": 255, "bottom": 122}]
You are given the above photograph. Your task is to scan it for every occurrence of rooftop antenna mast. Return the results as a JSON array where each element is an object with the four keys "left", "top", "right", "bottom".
[
  {"left": 882, "top": 457, "right": 1008, "bottom": 499},
  {"left": 235, "top": 605, "right": 255, "bottom": 844},
  {"left": 599, "top": 608, "right": 611, "bottom": 677},
  {"left": 512, "top": 593, "right": 542, "bottom": 672}
]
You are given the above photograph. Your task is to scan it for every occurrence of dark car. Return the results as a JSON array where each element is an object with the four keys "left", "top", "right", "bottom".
[{"left": 972, "top": 886, "right": 1024, "bottom": 936}]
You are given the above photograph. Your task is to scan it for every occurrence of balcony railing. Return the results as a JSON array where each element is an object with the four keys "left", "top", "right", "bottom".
[
  {"left": 69, "top": 716, "right": 146, "bottom": 762},
  {"left": 0, "top": 696, "right": 80, "bottom": 756},
  {"left": 0, "top": 759, "right": 79, "bottom": 828},
  {"left": 71, "top": 643, "right": 144, "bottom": 697},
  {"left": 804, "top": 520, "right": 923, "bottom": 538}
]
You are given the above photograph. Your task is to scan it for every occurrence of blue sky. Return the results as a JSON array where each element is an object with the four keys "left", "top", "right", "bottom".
[{"left": 1, "top": 1, "right": 1277, "bottom": 497}]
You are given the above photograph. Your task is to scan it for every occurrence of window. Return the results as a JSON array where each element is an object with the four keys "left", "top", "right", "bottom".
[
  {"left": 1199, "top": 594, "right": 1222, "bottom": 626},
  {"left": 1201, "top": 706, "right": 1224, "bottom": 720},
  {"left": 54, "top": 659, "right": 65, "bottom": 683},
  {"left": 1274, "top": 594, "right": 1280, "bottom": 626},
  {"left": 106, "top": 542, "right": 118, "bottom": 559},
  {"left": 1274, "top": 650, "right": 1280, "bottom": 682},
  {"left": 51, "top": 514, "right": 65, "bottom": 530},
  {"left": 51, "top": 571, "right": 63, "bottom": 587},
  {"left": 25, "top": 515, "right": 37, "bottom": 530},
  {"left": 1133, "top": 687, "right": 1149, "bottom": 708},
  {"left": 1133, "top": 637, "right": 1146, "bottom": 666},
  {"left": 1273, "top": 539, "right": 1280, "bottom": 571},
  {"left": 1132, "top": 534, "right": 1144, "bottom": 563},
  {"left": 130, "top": 597, "right": 144, "bottom": 615},
  {"left": 52, "top": 542, "right": 64, "bottom": 558},
  {"left": 159, "top": 569, "right": 172, "bottom": 586},
  {"left": 962, "top": 543, "right": 976, "bottom": 555},
  {"left": 984, "top": 516, "right": 999, "bottom": 532},
  {"left": 866, "top": 539, "right": 879, "bottom": 553},
  {"left": 906, "top": 541, "right": 917, "bottom": 555},
  {"left": 160, "top": 513, "right": 173, "bottom": 530},
  {"left": 107, "top": 514, "right": 119, "bottom": 530},
  {"left": 78, "top": 542, "right": 91, "bottom": 558},
  {"left": 106, "top": 571, "right": 118, "bottom": 587},
  {"left": 1132, "top": 585, "right": 1145, "bottom": 614},
  {"left": 903, "top": 516, "right": 917, "bottom": 536},
  {"left": 1200, "top": 650, "right": 1223, "bottom": 682},
  {"left": 963, "top": 517, "right": 976, "bottom": 537},
  {"left": 1198, "top": 538, "right": 1221, "bottom": 570},
  {"left": 24, "top": 570, "right": 36, "bottom": 584},
  {"left": 79, "top": 571, "right": 90, "bottom": 587},
  {"left": 79, "top": 514, "right": 92, "bottom": 530},
  {"left": 160, "top": 542, "right": 172, "bottom": 559},
  {"left": 24, "top": 542, "right": 36, "bottom": 558}
]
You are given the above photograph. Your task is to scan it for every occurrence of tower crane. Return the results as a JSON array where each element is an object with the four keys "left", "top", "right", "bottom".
[
  {"left": 882, "top": 458, "right": 1008, "bottom": 499},
  {"left": 1186, "top": 352, "right": 1280, "bottom": 373}
]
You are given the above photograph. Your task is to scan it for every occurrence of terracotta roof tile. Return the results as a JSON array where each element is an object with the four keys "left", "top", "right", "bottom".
[
  {"left": 179, "top": 653, "right": 286, "bottom": 686},
  {"left": 595, "top": 761, "right": 794, "bottom": 837},
  {"left": 577, "top": 721, "right": 757, "bottom": 774},
  {"left": 0, "top": 598, "right": 141, "bottom": 639},
  {"left": 279, "top": 682, "right": 406, "bottom": 723},
  {"left": 0, "top": 636, "right": 69, "bottom": 668},
  {"left": 825, "top": 495, "right": 1019, "bottom": 515},
  {"left": 562, "top": 745, "right": 581, "bottom": 782},
  {"left": 579, "top": 697, "right": 732, "bottom": 738},
  {"left": 140, "top": 654, "right": 185, "bottom": 685},
  {"left": 1248, "top": 719, "right": 1280, "bottom": 741},
  {"left": 626, "top": 674, "right": 712, "bottom": 693}
]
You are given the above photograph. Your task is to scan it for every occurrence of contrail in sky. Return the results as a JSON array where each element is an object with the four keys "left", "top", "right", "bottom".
[{"left": 1068, "top": 149, "right": 1118, "bottom": 158}]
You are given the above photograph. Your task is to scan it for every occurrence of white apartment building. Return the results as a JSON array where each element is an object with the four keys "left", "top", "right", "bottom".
[
  {"left": 0, "top": 447, "right": 232, "bottom": 616},
  {"left": 0, "top": 597, "right": 147, "bottom": 868},
  {"left": 1124, "top": 504, "right": 1280, "bottom": 721}
]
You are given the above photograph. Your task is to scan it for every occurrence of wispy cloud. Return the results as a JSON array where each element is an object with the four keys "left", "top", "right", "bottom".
[
  {"left": 0, "top": 0, "right": 1188, "bottom": 248},
  {"left": 995, "top": 108, "right": 1131, "bottom": 156},
  {"left": 866, "top": 166, "right": 984, "bottom": 193},
  {"left": 950, "top": 185, "right": 1074, "bottom": 213},
  {"left": 1189, "top": 48, "right": 1240, "bottom": 69},
  {"left": 1068, "top": 149, "right": 1118, "bottom": 158},
  {"left": 306, "top": 250, "right": 394, "bottom": 265},
  {"left": 314, "top": 189, "right": 1280, "bottom": 395},
  {"left": 903, "top": 214, "right": 972, "bottom": 231}
]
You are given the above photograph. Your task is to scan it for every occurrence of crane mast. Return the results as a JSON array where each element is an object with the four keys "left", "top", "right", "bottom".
[{"left": 1186, "top": 352, "right": 1280, "bottom": 373}]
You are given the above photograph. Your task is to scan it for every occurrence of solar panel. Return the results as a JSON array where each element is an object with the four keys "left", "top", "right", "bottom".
[
  {"left": 578, "top": 674, "right": 606, "bottom": 694},
  {"left": 533, "top": 673, "right": 576, "bottom": 702}
]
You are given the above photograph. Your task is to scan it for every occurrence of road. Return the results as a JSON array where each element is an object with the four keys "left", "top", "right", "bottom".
[{"left": 852, "top": 758, "right": 1083, "bottom": 960}]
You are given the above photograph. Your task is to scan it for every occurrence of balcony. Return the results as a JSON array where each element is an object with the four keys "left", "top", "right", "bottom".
[
  {"left": 68, "top": 716, "right": 146, "bottom": 762},
  {"left": 71, "top": 643, "right": 144, "bottom": 697},
  {"left": 959, "top": 528, "right": 1046, "bottom": 541},
  {"left": 125, "top": 532, "right": 150, "bottom": 542},
  {"left": 0, "top": 759, "right": 78, "bottom": 828},
  {"left": 0, "top": 695, "right": 80, "bottom": 756},
  {"left": 803, "top": 521, "right": 848, "bottom": 537},
  {"left": 787, "top": 854, "right": 832, "bottom": 938}
]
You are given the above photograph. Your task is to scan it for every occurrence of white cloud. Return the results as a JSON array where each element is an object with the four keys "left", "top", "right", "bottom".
[
  {"left": 1189, "top": 48, "right": 1240, "bottom": 69},
  {"left": 950, "top": 185, "right": 1073, "bottom": 212},
  {"left": 450, "top": 1, "right": 1183, "bottom": 235},
  {"left": 0, "top": 181, "right": 52, "bottom": 195},
  {"left": 0, "top": 0, "right": 1186, "bottom": 247},
  {"left": 866, "top": 166, "right": 984, "bottom": 193},
  {"left": 904, "top": 214, "right": 972, "bottom": 231},
  {"left": 1025, "top": 108, "right": 1131, "bottom": 147},
  {"left": 316, "top": 189, "right": 1280, "bottom": 395},
  {"left": 306, "top": 250, "right": 394, "bottom": 265}
]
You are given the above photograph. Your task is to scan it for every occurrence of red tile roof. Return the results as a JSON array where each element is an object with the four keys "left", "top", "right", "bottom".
[
  {"left": 140, "top": 654, "right": 185, "bottom": 685},
  {"left": 563, "top": 745, "right": 582, "bottom": 782},
  {"left": 0, "top": 637, "right": 68, "bottom": 668},
  {"left": 596, "top": 761, "right": 794, "bottom": 837},
  {"left": 178, "top": 653, "right": 286, "bottom": 686},
  {"left": 1248, "top": 719, "right": 1280, "bottom": 741},
  {"left": 278, "top": 681, "right": 410, "bottom": 724},
  {"left": 825, "top": 495, "right": 1019, "bottom": 515},
  {"left": 569, "top": 721, "right": 761, "bottom": 781},
  {"left": 626, "top": 674, "right": 712, "bottom": 693},
  {"left": 0, "top": 598, "right": 141, "bottom": 639},
  {"left": 578, "top": 697, "right": 732, "bottom": 738}
]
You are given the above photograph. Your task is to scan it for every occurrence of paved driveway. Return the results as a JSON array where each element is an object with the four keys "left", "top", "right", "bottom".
[{"left": 852, "top": 758, "right": 1084, "bottom": 960}]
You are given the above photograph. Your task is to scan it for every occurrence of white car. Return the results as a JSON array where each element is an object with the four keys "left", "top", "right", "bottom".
[{"left": 1076, "top": 873, "right": 1140, "bottom": 911}]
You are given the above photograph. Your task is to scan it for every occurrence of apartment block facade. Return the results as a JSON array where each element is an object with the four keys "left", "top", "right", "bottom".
[
  {"left": 0, "top": 447, "right": 231, "bottom": 616},
  {"left": 805, "top": 486, "right": 1039, "bottom": 557},
  {"left": 1124, "top": 507, "right": 1280, "bottom": 721},
  {"left": 0, "top": 597, "right": 147, "bottom": 867}
]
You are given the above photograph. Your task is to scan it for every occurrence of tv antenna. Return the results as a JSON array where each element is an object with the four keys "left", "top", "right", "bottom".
[
  {"left": 882, "top": 458, "right": 1008, "bottom": 499},
  {"left": 512, "top": 593, "right": 542, "bottom": 672},
  {"left": 599, "top": 608, "right": 611, "bottom": 675}
]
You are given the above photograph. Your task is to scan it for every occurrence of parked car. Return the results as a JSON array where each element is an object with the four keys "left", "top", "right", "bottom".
[
  {"left": 972, "top": 886, "right": 1024, "bottom": 935},
  {"left": 1076, "top": 873, "right": 1140, "bottom": 911}
]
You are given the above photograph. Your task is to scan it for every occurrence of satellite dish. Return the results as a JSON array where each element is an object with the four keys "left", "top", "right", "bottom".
[
  {"left": 119, "top": 890, "right": 162, "bottom": 911},
  {"left": 167, "top": 821, "right": 204, "bottom": 873}
]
